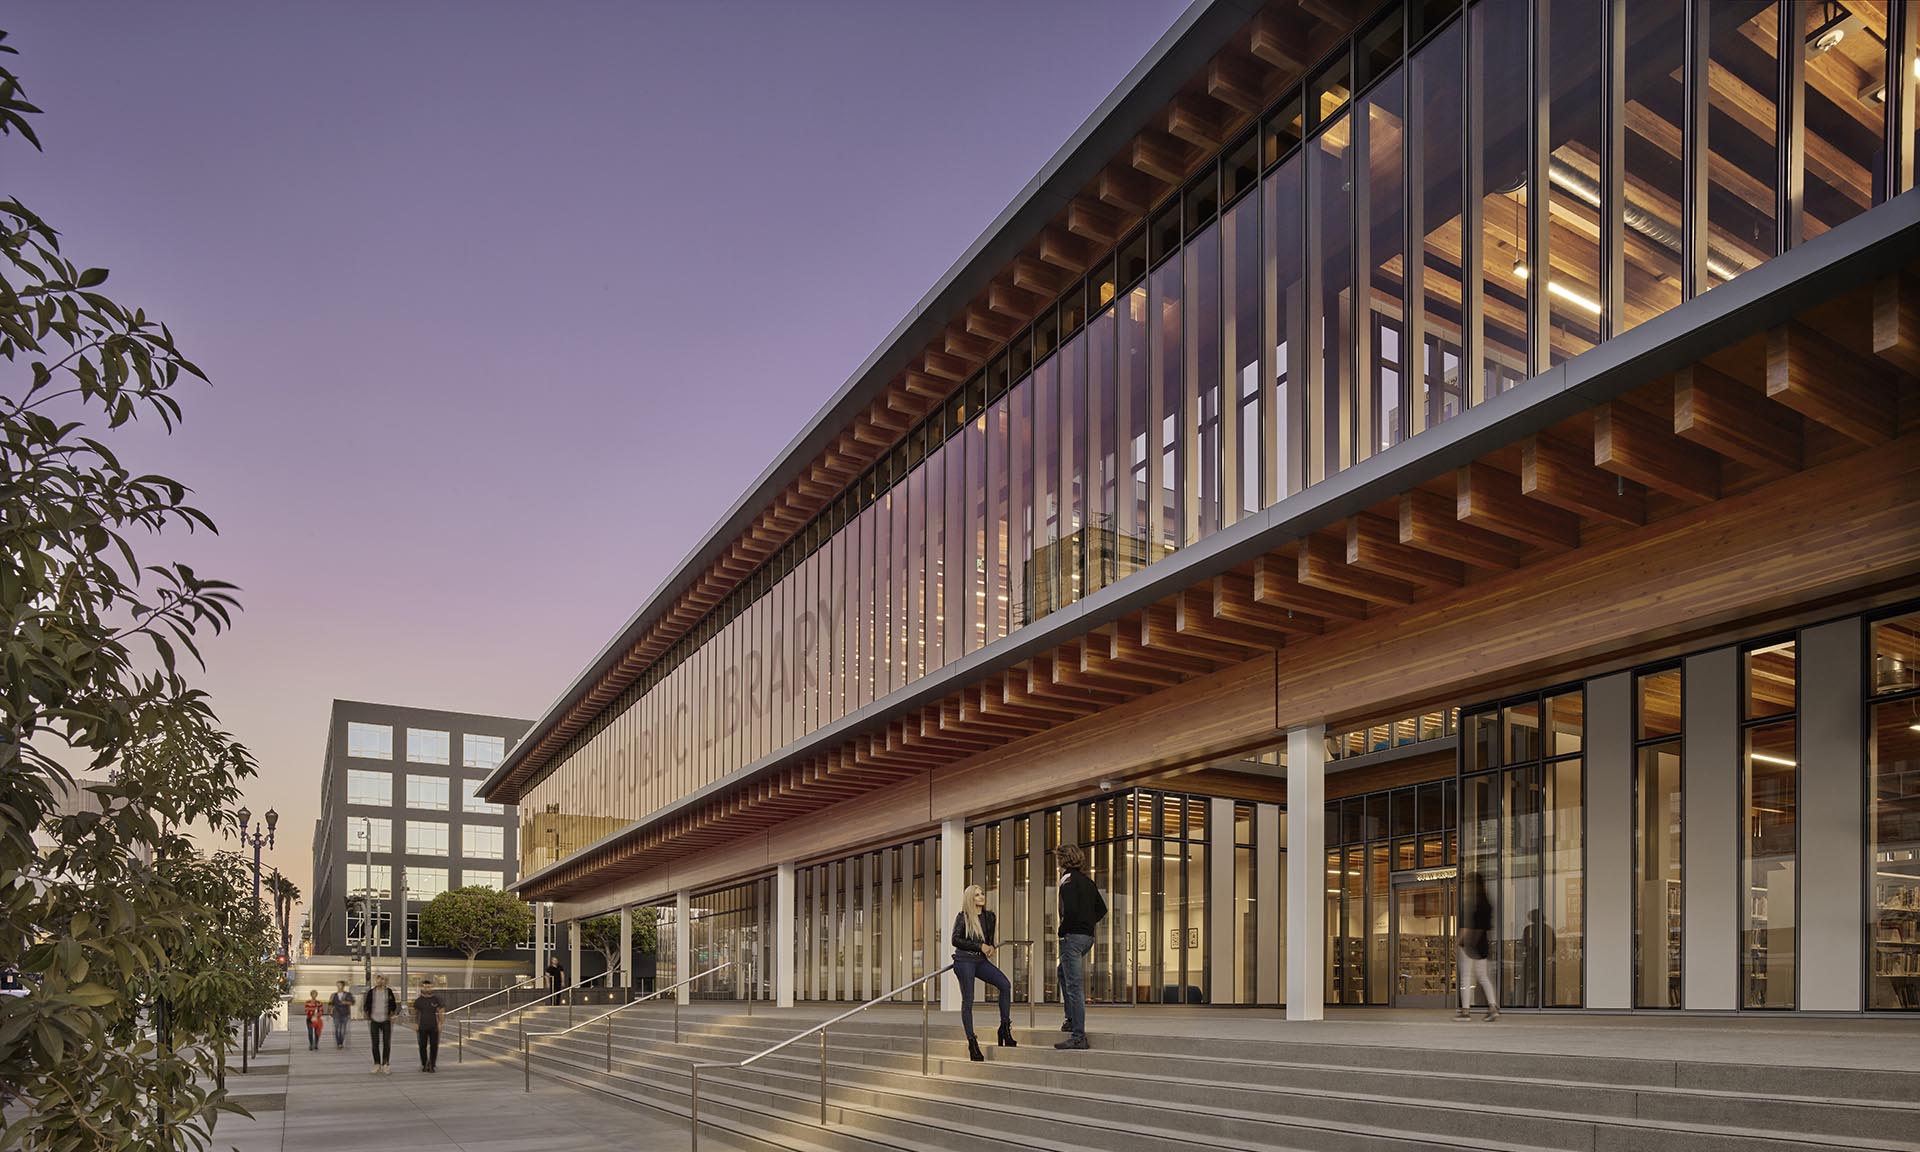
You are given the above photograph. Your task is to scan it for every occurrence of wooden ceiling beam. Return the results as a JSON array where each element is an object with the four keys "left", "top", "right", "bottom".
[
  {"left": 1206, "top": 55, "right": 1267, "bottom": 115},
  {"left": 987, "top": 281, "right": 1045, "bottom": 319},
  {"left": 1594, "top": 401, "right": 1722, "bottom": 503},
  {"left": 1872, "top": 272, "right": 1920, "bottom": 377},
  {"left": 1027, "top": 652, "right": 1131, "bottom": 706},
  {"left": 1097, "top": 167, "right": 1161, "bottom": 216},
  {"left": 1347, "top": 512, "right": 1465, "bottom": 590},
  {"left": 903, "top": 369, "right": 948, "bottom": 398},
  {"left": 1252, "top": 551, "right": 1370, "bottom": 620},
  {"left": 1520, "top": 433, "right": 1646, "bottom": 526},
  {"left": 1118, "top": 613, "right": 1225, "bottom": 674},
  {"left": 923, "top": 349, "right": 972, "bottom": 382},
  {"left": 1673, "top": 363, "right": 1800, "bottom": 472},
  {"left": 1166, "top": 94, "right": 1230, "bottom": 151},
  {"left": 1130, "top": 131, "right": 1194, "bottom": 186},
  {"left": 1079, "top": 628, "right": 1186, "bottom": 686},
  {"left": 1012, "top": 256, "right": 1070, "bottom": 297},
  {"left": 965, "top": 307, "right": 1020, "bottom": 343},
  {"left": 944, "top": 327, "right": 998, "bottom": 362},
  {"left": 1398, "top": 487, "right": 1525, "bottom": 570},
  {"left": 1177, "top": 587, "right": 1288, "bottom": 649},
  {"left": 1146, "top": 600, "right": 1261, "bottom": 660},
  {"left": 1297, "top": 534, "right": 1417, "bottom": 606},
  {"left": 1249, "top": 10, "right": 1312, "bottom": 72},
  {"left": 1213, "top": 571, "right": 1325, "bottom": 636},
  {"left": 1038, "top": 228, "right": 1095, "bottom": 272},
  {"left": 1766, "top": 322, "right": 1896, "bottom": 446},
  {"left": 1067, "top": 200, "right": 1127, "bottom": 245},
  {"left": 1001, "top": 670, "right": 1099, "bottom": 719}
]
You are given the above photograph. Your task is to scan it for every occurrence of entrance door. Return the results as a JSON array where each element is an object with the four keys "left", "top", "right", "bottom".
[{"left": 1390, "top": 871, "right": 1456, "bottom": 1008}]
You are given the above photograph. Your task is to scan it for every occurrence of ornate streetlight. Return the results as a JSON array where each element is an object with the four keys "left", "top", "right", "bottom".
[{"left": 236, "top": 806, "right": 277, "bottom": 908}]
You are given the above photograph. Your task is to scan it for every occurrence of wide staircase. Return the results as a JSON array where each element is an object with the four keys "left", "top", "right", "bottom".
[{"left": 462, "top": 1004, "right": 1920, "bottom": 1152}]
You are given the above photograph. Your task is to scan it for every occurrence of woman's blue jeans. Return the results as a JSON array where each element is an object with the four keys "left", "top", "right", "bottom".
[{"left": 951, "top": 952, "right": 1012, "bottom": 1039}]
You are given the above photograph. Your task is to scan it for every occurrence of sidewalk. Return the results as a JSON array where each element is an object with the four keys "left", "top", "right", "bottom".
[{"left": 209, "top": 1022, "right": 688, "bottom": 1152}]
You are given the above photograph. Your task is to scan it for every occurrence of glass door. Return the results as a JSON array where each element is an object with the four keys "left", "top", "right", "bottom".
[{"left": 1390, "top": 871, "right": 1456, "bottom": 1008}]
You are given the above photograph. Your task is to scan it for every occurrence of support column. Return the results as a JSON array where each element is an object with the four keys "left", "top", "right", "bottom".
[
  {"left": 531, "top": 902, "right": 546, "bottom": 983},
  {"left": 1208, "top": 796, "right": 1235, "bottom": 1003},
  {"left": 1256, "top": 803, "right": 1283, "bottom": 1005},
  {"left": 617, "top": 906, "right": 633, "bottom": 990},
  {"left": 775, "top": 862, "right": 796, "bottom": 1008},
  {"left": 1285, "top": 725, "right": 1326, "bottom": 1021},
  {"left": 568, "top": 921, "right": 582, "bottom": 991},
  {"left": 1800, "top": 619, "right": 1864, "bottom": 1011},
  {"left": 939, "top": 818, "right": 965, "bottom": 1012},
  {"left": 674, "top": 889, "right": 692, "bottom": 1005},
  {"left": 1683, "top": 647, "right": 1739, "bottom": 1011},
  {"left": 1584, "top": 672, "right": 1634, "bottom": 1009}
]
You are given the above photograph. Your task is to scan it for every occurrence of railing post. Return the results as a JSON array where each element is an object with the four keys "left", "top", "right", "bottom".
[
  {"left": 458, "top": 1014, "right": 463, "bottom": 1063},
  {"left": 607, "top": 1018, "right": 613, "bottom": 1071},
  {"left": 690, "top": 1065, "right": 702, "bottom": 1152},
  {"left": 674, "top": 997, "right": 680, "bottom": 1043},
  {"left": 522, "top": 1034, "right": 530, "bottom": 1093},
  {"left": 818, "top": 1029, "right": 828, "bottom": 1124},
  {"left": 921, "top": 994, "right": 930, "bottom": 1075}
]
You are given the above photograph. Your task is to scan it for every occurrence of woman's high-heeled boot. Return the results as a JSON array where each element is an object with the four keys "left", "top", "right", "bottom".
[
  {"left": 997, "top": 1022, "right": 1017, "bottom": 1048},
  {"left": 967, "top": 1036, "right": 985, "bottom": 1062}
]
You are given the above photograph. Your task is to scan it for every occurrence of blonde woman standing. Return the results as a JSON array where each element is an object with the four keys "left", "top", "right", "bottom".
[{"left": 951, "top": 884, "right": 1017, "bottom": 1061}]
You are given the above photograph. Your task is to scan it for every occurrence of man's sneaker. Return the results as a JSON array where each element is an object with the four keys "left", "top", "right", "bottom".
[
  {"left": 1453, "top": 1010, "right": 1471, "bottom": 1020},
  {"left": 1053, "top": 1035, "right": 1090, "bottom": 1050}
]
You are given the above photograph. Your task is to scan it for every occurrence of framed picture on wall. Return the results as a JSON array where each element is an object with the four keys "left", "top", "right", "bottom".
[
  {"left": 1169, "top": 928, "right": 1182, "bottom": 949},
  {"left": 1186, "top": 927, "right": 1198, "bottom": 949}
]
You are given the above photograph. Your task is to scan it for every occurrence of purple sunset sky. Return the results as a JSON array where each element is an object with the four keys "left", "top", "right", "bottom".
[{"left": 9, "top": 1, "right": 1191, "bottom": 908}]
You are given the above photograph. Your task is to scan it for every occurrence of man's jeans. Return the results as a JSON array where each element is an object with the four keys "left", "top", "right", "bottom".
[
  {"left": 332, "top": 1015, "right": 349, "bottom": 1047},
  {"left": 1056, "top": 933, "right": 1094, "bottom": 1038}
]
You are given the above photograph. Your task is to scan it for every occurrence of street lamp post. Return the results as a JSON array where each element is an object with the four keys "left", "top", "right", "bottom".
[
  {"left": 236, "top": 806, "right": 278, "bottom": 909},
  {"left": 359, "top": 818, "right": 375, "bottom": 988}
]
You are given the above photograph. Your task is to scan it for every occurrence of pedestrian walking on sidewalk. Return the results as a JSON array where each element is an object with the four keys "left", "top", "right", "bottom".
[
  {"left": 303, "top": 990, "right": 325, "bottom": 1051},
  {"left": 1054, "top": 844, "right": 1106, "bottom": 1051},
  {"left": 951, "top": 884, "right": 1017, "bottom": 1062},
  {"left": 1457, "top": 874, "right": 1501, "bottom": 1022},
  {"left": 328, "top": 980, "right": 353, "bottom": 1049},
  {"left": 364, "top": 974, "right": 400, "bottom": 1073},
  {"left": 413, "top": 977, "right": 444, "bottom": 1072}
]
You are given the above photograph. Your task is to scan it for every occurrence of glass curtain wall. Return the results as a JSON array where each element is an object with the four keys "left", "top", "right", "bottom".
[
  {"left": 1869, "top": 609, "right": 1920, "bottom": 1011},
  {"left": 1742, "top": 638, "right": 1798, "bottom": 1009},
  {"left": 1634, "top": 667, "right": 1684, "bottom": 1008},
  {"left": 795, "top": 835, "right": 941, "bottom": 1003},
  {"left": 689, "top": 879, "right": 774, "bottom": 1001},
  {"left": 1324, "top": 778, "right": 1458, "bottom": 1004},
  {"left": 520, "top": 0, "right": 1920, "bottom": 870}
]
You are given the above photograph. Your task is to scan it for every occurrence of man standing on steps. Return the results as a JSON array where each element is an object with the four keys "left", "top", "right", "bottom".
[
  {"left": 1054, "top": 843, "right": 1106, "bottom": 1051},
  {"left": 413, "top": 977, "right": 444, "bottom": 1073},
  {"left": 363, "top": 974, "right": 400, "bottom": 1074}
]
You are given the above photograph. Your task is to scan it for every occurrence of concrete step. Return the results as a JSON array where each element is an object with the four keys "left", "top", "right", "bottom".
[{"left": 470, "top": 1017, "right": 1920, "bottom": 1152}]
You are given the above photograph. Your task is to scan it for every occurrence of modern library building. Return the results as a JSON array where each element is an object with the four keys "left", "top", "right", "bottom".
[{"left": 482, "top": 0, "right": 1920, "bottom": 1017}]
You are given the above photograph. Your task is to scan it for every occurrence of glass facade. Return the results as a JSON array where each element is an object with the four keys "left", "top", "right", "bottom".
[
  {"left": 1870, "top": 610, "right": 1920, "bottom": 1010},
  {"left": 1633, "top": 666, "right": 1684, "bottom": 1009},
  {"left": 1326, "top": 779, "right": 1458, "bottom": 1005}
]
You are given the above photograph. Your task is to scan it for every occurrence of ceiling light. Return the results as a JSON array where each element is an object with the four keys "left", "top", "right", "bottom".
[
  {"left": 1512, "top": 260, "right": 1530, "bottom": 280},
  {"left": 1546, "top": 280, "right": 1603, "bottom": 316},
  {"left": 1750, "top": 752, "right": 1797, "bottom": 767}
]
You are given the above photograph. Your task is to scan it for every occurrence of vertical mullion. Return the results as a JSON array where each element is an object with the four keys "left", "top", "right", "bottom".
[
  {"left": 1888, "top": 0, "right": 1917, "bottom": 197},
  {"left": 1778, "top": 1, "right": 1804, "bottom": 252},
  {"left": 1462, "top": 6, "right": 1485, "bottom": 407},
  {"left": 1681, "top": 0, "right": 1708, "bottom": 300},
  {"left": 1601, "top": 0, "right": 1625, "bottom": 337},
  {"left": 1353, "top": 102, "right": 1376, "bottom": 461},
  {"left": 1527, "top": 0, "right": 1550, "bottom": 378},
  {"left": 1403, "top": 40, "right": 1426, "bottom": 437}
]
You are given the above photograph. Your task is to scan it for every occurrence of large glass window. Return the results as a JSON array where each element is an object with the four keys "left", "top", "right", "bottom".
[
  {"left": 352, "top": 816, "right": 392, "bottom": 855},
  {"left": 1309, "top": 113, "right": 1353, "bottom": 483},
  {"left": 1263, "top": 153, "right": 1305, "bottom": 499},
  {"left": 1870, "top": 609, "right": 1920, "bottom": 1011},
  {"left": 407, "top": 728, "right": 451, "bottom": 765},
  {"left": 1060, "top": 333, "right": 1087, "bottom": 605},
  {"left": 1470, "top": 0, "right": 1532, "bottom": 395},
  {"left": 1544, "top": 0, "right": 1605, "bottom": 358},
  {"left": 461, "top": 733, "right": 507, "bottom": 770},
  {"left": 1705, "top": 2, "right": 1779, "bottom": 290},
  {"left": 406, "top": 820, "right": 449, "bottom": 857},
  {"left": 1742, "top": 639, "right": 1798, "bottom": 1009},
  {"left": 347, "top": 863, "right": 392, "bottom": 900},
  {"left": 1799, "top": 0, "right": 1888, "bottom": 239},
  {"left": 1119, "top": 284, "right": 1150, "bottom": 576},
  {"left": 1033, "top": 353, "right": 1061, "bottom": 616},
  {"left": 347, "top": 722, "right": 392, "bottom": 760},
  {"left": 346, "top": 768, "right": 391, "bottom": 808},
  {"left": 986, "top": 395, "right": 1009, "bottom": 639},
  {"left": 1223, "top": 190, "right": 1261, "bottom": 522},
  {"left": 1150, "top": 257, "right": 1183, "bottom": 554},
  {"left": 463, "top": 824, "right": 505, "bottom": 860},
  {"left": 1410, "top": 16, "right": 1465, "bottom": 432},
  {"left": 463, "top": 869, "right": 504, "bottom": 891},
  {"left": 406, "top": 866, "right": 450, "bottom": 902},
  {"left": 406, "top": 774, "right": 450, "bottom": 812},
  {"left": 462, "top": 778, "right": 503, "bottom": 815},
  {"left": 945, "top": 410, "right": 967, "bottom": 657},
  {"left": 1357, "top": 65, "right": 1407, "bottom": 459},
  {"left": 1634, "top": 667, "right": 1684, "bottom": 1008},
  {"left": 1085, "top": 307, "right": 1119, "bottom": 592},
  {"left": 1620, "top": 0, "right": 1687, "bottom": 329},
  {"left": 1184, "top": 224, "right": 1223, "bottom": 542}
]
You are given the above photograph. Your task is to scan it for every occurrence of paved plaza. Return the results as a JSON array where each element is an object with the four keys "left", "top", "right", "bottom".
[{"left": 209, "top": 1023, "right": 690, "bottom": 1152}]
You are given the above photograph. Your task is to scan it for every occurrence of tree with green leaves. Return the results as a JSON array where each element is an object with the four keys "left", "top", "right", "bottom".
[
  {"left": 577, "top": 907, "right": 657, "bottom": 983},
  {"left": 416, "top": 887, "right": 531, "bottom": 987},
  {"left": 1, "top": 26, "right": 263, "bottom": 1150}
]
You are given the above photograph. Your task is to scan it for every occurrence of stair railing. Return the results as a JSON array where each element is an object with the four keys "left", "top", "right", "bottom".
[
  {"left": 688, "top": 962, "right": 955, "bottom": 1152},
  {"left": 446, "top": 977, "right": 538, "bottom": 1059},
  {"left": 460, "top": 968, "right": 614, "bottom": 1062},
  {"left": 520, "top": 961, "right": 734, "bottom": 1091},
  {"left": 998, "top": 939, "right": 1039, "bottom": 1030}
]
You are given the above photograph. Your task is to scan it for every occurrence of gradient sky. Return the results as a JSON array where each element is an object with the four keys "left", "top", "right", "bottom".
[{"left": 8, "top": 1, "right": 1191, "bottom": 920}]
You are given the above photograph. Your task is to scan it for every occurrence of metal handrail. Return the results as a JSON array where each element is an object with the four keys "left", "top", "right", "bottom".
[
  {"left": 998, "top": 939, "right": 1038, "bottom": 1031},
  {"left": 688, "top": 962, "right": 955, "bottom": 1152},
  {"left": 445, "top": 976, "right": 537, "bottom": 1024},
  {"left": 458, "top": 968, "right": 613, "bottom": 1061},
  {"left": 522, "top": 961, "right": 734, "bottom": 1090}
]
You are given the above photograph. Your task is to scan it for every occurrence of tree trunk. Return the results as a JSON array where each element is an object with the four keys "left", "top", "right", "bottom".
[{"left": 464, "top": 950, "right": 476, "bottom": 989}]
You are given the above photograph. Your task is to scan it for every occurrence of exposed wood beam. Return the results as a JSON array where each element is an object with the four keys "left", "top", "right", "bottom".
[
  {"left": 945, "top": 327, "right": 997, "bottom": 362},
  {"left": 1097, "top": 167, "right": 1162, "bottom": 216},
  {"left": 1130, "top": 132, "right": 1194, "bottom": 186},
  {"left": 965, "top": 307, "right": 1019, "bottom": 343},
  {"left": 1079, "top": 628, "right": 1186, "bottom": 686},
  {"left": 922, "top": 349, "right": 971, "bottom": 382},
  {"left": 1873, "top": 273, "right": 1920, "bottom": 377},
  {"left": 1038, "top": 228, "right": 1095, "bottom": 271},
  {"left": 1206, "top": 55, "right": 1267, "bottom": 115},
  {"left": 1119, "top": 613, "right": 1225, "bottom": 674},
  {"left": 1460, "top": 459, "right": 1584, "bottom": 549},
  {"left": 1012, "top": 256, "right": 1069, "bottom": 297},
  {"left": 1398, "top": 487, "right": 1525, "bottom": 570},
  {"left": 1176, "top": 587, "right": 1288, "bottom": 649},
  {"left": 1594, "top": 401, "right": 1722, "bottom": 503},
  {"left": 1166, "top": 95, "right": 1229, "bottom": 151},
  {"left": 1347, "top": 512, "right": 1465, "bottom": 590},
  {"left": 1252, "top": 552, "right": 1370, "bottom": 620},
  {"left": 903, "top": 369, "right": 948, "bottom": 399},
  {"left": 1249, "top": 10, "right": 1311, "bottom": 72},
  {"left": 1766, "top": 322, "right": 1896, "bottom": 446},
  {"left": 1298, "top": 534, "right": 1417, "bottom": 607},
  {"left": 1672, "top": 363, "right": 1800, "bottom": 472},
  {"left": 1212, "top": 571, "right": 1324, "bottom": 636},
  {"left": 1067, "top": 200, "right": 1126, "bottom": 245},
  {"left": 987, "top": 280, "right": 1044, "bottom": 319}
]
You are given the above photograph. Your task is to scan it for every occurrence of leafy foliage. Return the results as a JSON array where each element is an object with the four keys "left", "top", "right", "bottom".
[
  {"left": 577, "top": 906, "right": 657, "bottom": 978},
  {"left": 416, "top": 887, "right": 530, "bottom": 986},
  {"left": 1, "top": 26, "right": 264, "bottom": 1150}
]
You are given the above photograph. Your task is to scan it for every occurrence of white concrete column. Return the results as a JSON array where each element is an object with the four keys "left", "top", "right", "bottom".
[
  {"left": 1583, "top": 672, "right": 1634, "bottom": 1009},
  {"left": 1208, "top": 797, "right": 1235, "bottom": 1003},
  {"left": 568, "top": 921, "right": 582, "bottom": 989},
  {"left": 617, "top": 906, "right": 633, "bottom": 990},
  {"left": 939, "top": 818, "right": 965, "bottom": 1012},
  {"left": 1285, "top": 725, "right": 1326, "bottom": 1021},
  {"left": 1683, "top": 648, "right": 1739, "bottom": 1011},
  {"left": 531, "top": 902, "right": 546, "bottom": 980},
  {"left": 775, "top": 862, "right": 796, "bottom": 1008},
  {"left": 674, "top": 889, "right": 693, "bottom": 1005},
  {"left": 1800, "top": 619, "right": 1864, "bottom": 1011},
  {"left": 1256, "top": 802, "right": 1283, "bottom": 1005}
]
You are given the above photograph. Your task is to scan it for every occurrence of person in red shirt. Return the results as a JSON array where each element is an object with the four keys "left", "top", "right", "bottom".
[{"left": 302, "top": 990, "right": 325, "bottom": 1050}]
